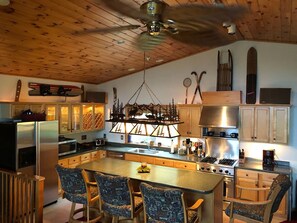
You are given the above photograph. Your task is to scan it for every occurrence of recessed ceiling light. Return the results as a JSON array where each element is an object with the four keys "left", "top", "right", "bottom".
[
  {"left": 128, "top": 68, "right": 135, "bottom": 72},
  {"left": 156, "top": 59, "right": 164, "bottom": 63}
]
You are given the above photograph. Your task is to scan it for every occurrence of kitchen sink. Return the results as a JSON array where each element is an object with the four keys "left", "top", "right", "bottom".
[{"left": 128, "top": 148, "right": 159, "bottom": 154}]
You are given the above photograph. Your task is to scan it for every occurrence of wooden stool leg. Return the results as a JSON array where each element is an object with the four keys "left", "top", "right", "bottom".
[
  {"left": 69, "top": 203, "right": 76, "bottom": 223},
  {"left": 112, "top": 216, "right": 119, "bottom": 223}
]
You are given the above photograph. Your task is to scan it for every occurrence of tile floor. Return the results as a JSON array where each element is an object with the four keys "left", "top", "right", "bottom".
[{"left": 43, "top": 198, "right": 287, "bottom": 223}]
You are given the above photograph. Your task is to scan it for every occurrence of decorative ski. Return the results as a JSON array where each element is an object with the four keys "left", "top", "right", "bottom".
[
  {"left": 15, "top": 79, "right": 22, "bottom": 102},
  {"left": 28, "top": 82, "right": 83, "bottom": 97},
  {"left": 246, "top": 47, "right": 257, "bottom": 104}
]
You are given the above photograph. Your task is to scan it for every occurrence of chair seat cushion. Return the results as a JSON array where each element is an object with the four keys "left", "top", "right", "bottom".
[
  {"left": 225, "top": 202, "right": 266, "bottom": 222},
  {"left": 65, "top": 185, "right": 98, "bottom": 205}
]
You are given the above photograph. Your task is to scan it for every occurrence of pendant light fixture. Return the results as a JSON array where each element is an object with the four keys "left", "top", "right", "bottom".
[{"left": 107, "top": 52, "right": 183, "bottom": 138}]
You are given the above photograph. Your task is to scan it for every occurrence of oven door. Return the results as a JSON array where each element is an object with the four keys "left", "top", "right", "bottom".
[{"left": 224, "top": 175, "right": 235, "bottom": 200}]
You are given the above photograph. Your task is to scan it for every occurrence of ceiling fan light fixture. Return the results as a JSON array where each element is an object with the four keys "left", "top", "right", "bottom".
[{"left": 147, "top": 21, "right": 161, "bottom": 36}]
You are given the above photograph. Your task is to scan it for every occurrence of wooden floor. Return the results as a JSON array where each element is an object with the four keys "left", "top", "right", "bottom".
[{"left": 43, "top": 198, "right": 287, "bottom": 223}]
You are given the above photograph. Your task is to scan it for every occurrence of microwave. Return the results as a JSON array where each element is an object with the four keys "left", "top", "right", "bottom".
[{"left": 58, "top": 138, "right": 77, "bottom": 156}]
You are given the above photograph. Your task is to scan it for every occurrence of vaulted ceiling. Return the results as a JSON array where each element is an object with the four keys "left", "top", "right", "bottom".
[{"left": 0, "top": 0, "right": 296, "bottom": 84}]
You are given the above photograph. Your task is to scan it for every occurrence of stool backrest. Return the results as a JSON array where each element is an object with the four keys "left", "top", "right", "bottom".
[{"left": 140, "top": 182, "right": 187, "bottom": 223}]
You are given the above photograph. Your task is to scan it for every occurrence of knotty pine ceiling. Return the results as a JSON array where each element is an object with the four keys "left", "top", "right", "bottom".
[{"left": 0, "top": 0, "right": 296, "bottom": 84}]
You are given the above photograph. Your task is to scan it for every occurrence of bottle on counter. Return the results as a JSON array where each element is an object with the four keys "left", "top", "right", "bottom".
[{"left": 170, "top": 139, "right": 175, "bottom": 154}]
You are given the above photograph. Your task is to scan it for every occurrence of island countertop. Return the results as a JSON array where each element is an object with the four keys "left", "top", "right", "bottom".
[{"left": 78, "top": 157, "right": 223, "bottom": 194}]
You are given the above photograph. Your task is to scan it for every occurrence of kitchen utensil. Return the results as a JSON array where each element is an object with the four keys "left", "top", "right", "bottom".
[
  {"left": 207, "top": 131, "right": 214, "bottom": 136},
  {"left": 219, "top": 131, "right": 226, "bottom": 137},
  {"left": 183, "top": 78, "right": 192, "bottom": 104},
  {"left": 230, "top": 133, "right": 238, "bottom": 138}
]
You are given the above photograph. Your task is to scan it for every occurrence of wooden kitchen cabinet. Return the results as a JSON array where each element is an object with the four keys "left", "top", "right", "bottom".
[
  {"left": 240, "top": 105, "right": 290, "bottom": 144},
  {"left": 270, "top": 106, "right": 289, "bottom": 144},
  {"left": 11, "top": 103, "right": 44, "bottom": 119},
  {"left": 80, "top": 153, "right": 91, "bottom": 164},
  {"left": 82, "top": 104, "right": 105, "bottom": 132},
  {"left": 240, "top": 106, "right": 270, "bottom": 142},
  {"left": 236, "top": 169, "right": 288, "bottom": 217},
  {"left": 177, "top": 104, "right": 202, "bottom": 137},
  {"left": 154, "top": 158, "right": 174, "bottom": 167},
  {"left": 125, "top": 153, "right": 155, "bottom": 164},
  {"left": 59, "top": 104, "right": 81, "bottom": 134},
  {"left": 68, "top": 155, "right": 81, "bottom": 168},
  {"left": 236, "top": 169, "right": 259, "bottom": 201},
  {"left": 173, "top": 160, "right": 196, "bottom": 170},
  {"left": 45, "top": 104, "right": 58, "bottom": 121},
  {"left": 125, "top": 153, "right": 141, "bottom": 162}
]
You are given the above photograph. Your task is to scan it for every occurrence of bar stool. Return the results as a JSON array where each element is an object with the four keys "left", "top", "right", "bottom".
[
  {"left": 55, "top": 164, "right": 102, "bottom": 223},
  {"left": 140, "top": 182, "right": 204, "bottom": 223},
  {"left": 94, "top": 172, "right": 143, "bottom": 223}
]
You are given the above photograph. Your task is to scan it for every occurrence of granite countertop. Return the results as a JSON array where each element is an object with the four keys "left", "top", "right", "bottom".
[
  {"left": 61, "top": 142, "right": 291, "bottom": 175},
  {"left": 78, "top": 158, "right": 223, "bottom": 194},
  {"left": 237, "top": 158, "right": 291, "bottom": 175}
]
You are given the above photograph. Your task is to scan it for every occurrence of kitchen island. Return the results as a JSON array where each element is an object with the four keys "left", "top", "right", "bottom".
[{"left": 78, "top": 158, "right": 224, "bottom": 223}]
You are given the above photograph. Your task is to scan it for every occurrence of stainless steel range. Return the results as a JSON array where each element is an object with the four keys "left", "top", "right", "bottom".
[
  {"left": 196, "top": 130, "right": 240, "bottom": 200},
  {"left": 197, "top": 157, "right": 238, "bottom": 176}
]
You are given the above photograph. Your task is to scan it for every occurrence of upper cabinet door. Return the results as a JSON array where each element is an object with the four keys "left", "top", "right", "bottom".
[
  {"left": 240, "top": 105, "right": 290, "bottom": 144},
  {"left": 177, "top": 105, "right": 202, "bottom": 138},
  {"left": 71, "top": 105, "right": 81, "bottom": 133},
  {"left": 240, "top": 107, "right": 255, "bottom": 141},
  {"left": 82, "top": 104, "right": 93, "bottom": 131},
  {"left": 240, "top": 106, "right": 270, "bottom": 142},
  {"left": 271, "top": 107, "right": 289, "bottom": 144},
  {"left": 59, "top": 105, "right": 71, "bottom": 134},
  {"left": 253, "top": 107, "right": 270, "bottom": 143}
]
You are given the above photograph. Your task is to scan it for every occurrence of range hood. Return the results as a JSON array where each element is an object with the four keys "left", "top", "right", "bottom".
[{"left": 199, "top": 106, "right": 239, "bottom": 128}]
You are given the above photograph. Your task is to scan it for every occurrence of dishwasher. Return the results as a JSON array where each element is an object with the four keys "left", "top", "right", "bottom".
[{"left": 106, "top": 151, "right": 125, "bottom": 160}]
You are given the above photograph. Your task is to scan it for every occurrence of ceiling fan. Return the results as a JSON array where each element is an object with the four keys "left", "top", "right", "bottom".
[{"left": 83, "top": 0, "right": 247, "bottom": 51}]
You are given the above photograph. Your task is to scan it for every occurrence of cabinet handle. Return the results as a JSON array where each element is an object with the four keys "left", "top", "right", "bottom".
[
  {"left": 273, "top": 138, "right": 276, "bottom": 140},
  {"left": 246, "top": 174, "right": 249, "bottom": 177}
]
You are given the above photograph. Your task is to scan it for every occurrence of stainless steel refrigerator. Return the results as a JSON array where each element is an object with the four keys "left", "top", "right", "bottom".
[{"left": 0, "top": 120, "right": 59, "bottom": 206}]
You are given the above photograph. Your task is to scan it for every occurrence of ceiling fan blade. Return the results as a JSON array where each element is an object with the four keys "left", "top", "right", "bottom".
[
  {"left": 136, "top": 32, "right": 166, "bottom": 51},
  {"left": 167, "top": 29, "right": 232, "bottom": 47},
  {"left": 100, "top": 0, "right": 150, "bottom": 21},
  {"left": 74, "top": 25, "right": 141, "bottom": 35},
  {"left": 163, "top": 4, "right": 247, "bottom": 25}
]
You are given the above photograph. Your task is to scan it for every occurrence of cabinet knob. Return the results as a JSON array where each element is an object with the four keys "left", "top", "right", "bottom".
[
  {"left": 273, "top": 138, "right": 276, "bottom": 140},
  {"left": 254, "top": 137, "right": 257, "bottom": 139}
]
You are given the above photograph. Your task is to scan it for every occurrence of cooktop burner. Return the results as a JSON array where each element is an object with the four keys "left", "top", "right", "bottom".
[
  {"left": 218, "top": 158, "right": 237, "bottom": 166},
  {"left": 200, "top": 156, "right": 217, "bottom": 164}
]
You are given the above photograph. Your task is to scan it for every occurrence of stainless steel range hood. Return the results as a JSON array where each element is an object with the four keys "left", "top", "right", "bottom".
[{"left": 199, "top": 106, "right": 239, "bottom": 128}]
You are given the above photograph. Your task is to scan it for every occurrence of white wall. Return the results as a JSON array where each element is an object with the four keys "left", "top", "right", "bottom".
[{"left": 98, "top": 40, "right": 297, "bottom": 208}]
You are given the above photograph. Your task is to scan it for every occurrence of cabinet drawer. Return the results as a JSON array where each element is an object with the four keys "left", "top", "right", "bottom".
[
  {"left": 155, "top": 158, "right": 174, "bottom": 167},
  {"left": 236, "top": 169, "right": 258, "bottom": 180},
  {"left": 174, "top": 161, "right": 196, "bottom": 170},
  {"left": 81, "top": 153, "right": 91, "bottom": 163},
  {"left": 91, "top": 151, "right": 99, "bottom": 160},
  {"left": 58, "top": 159, "right": 68, "bottom": 167},
  {"left": 140, "top": 156, "right": 155, "bottom": 164},
  {"left": 99, "top": 150, "right": 106, "bottom": 158},
  {"left": 68, "top": 155, "right": 81, "bottom": 165},
  {"left": 125, "top": 154, "right": 141, "bottom": 162},
  {"left": 260, "top": 172, "right": 278, "bottom": 182}
]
